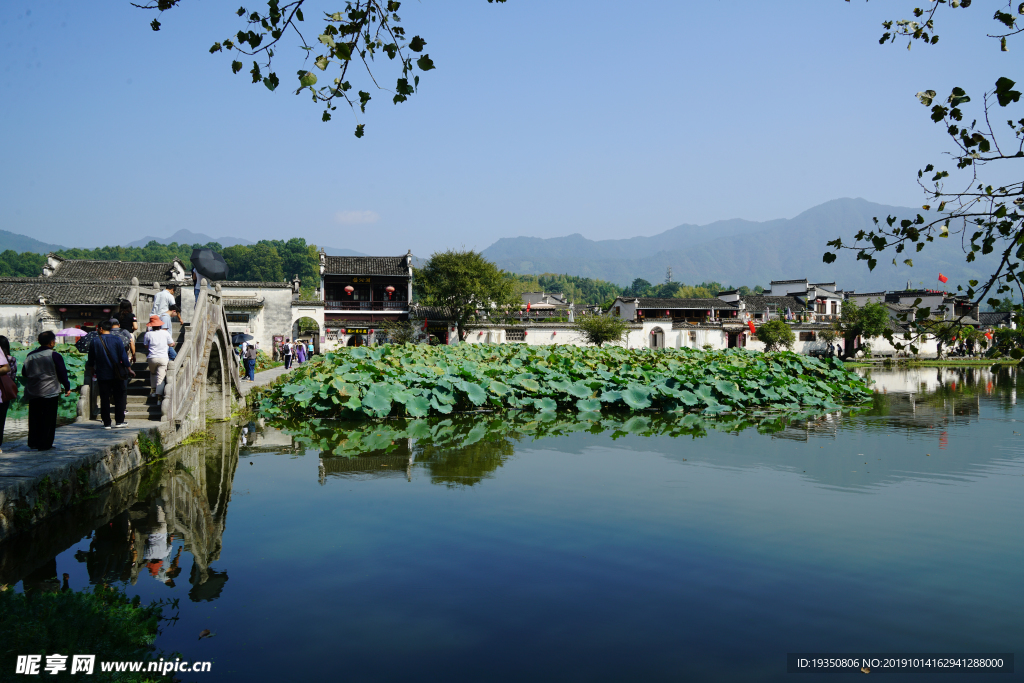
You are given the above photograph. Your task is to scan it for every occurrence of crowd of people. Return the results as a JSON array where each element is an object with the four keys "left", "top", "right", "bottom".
[{"left": 1, "top": 281, "right": 318, "bottom": 452}]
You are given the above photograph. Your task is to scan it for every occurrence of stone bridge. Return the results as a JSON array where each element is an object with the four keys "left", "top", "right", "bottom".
[{"left": 123, "top": 279, "right": 246, "bottom": 447}]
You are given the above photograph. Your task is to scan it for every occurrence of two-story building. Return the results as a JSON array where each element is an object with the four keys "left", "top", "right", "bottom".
[{"left": 319, "top": 251, "right": 413, "bottom": 347}]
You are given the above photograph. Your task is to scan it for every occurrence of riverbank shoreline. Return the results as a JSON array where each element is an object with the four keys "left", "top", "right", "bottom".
[
  {"left": 845, "top": 359, "right": 1019, "bottom": 368},
  {"left": 0, "top": 363, "right": 295, "bottom": 543}
]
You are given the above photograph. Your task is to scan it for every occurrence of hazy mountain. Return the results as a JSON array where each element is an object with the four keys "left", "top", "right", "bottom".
[
  {"left": 0, "top": 229, "right": 65, "bottom": 254},
  {"left": 126, "top": 229, "right": 255, "bottom": 248},
  {"left": 482, "top": 198, "right": 996, "bottom": 292}
]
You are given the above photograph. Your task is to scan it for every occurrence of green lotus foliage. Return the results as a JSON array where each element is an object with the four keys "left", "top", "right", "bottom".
[
  {"left": 279, "top": 409, "right": 846, "bottom": 460},
  {"left": 258, "top": 344, "right": 871, "bottom": 422}
]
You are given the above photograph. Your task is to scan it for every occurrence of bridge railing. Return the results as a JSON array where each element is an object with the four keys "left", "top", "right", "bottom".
[{"left": 162, "top": 281, "right": 241, "bottom": 423}]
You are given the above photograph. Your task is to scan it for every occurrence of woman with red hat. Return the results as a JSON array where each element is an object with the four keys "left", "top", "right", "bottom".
[{"left": 143, "top": 314, "right": 175, "bottom": 400}]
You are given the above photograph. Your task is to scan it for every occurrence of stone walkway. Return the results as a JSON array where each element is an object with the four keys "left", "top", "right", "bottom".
[{"left": 238, "top": 363, "right": 297, "bottom": 395}]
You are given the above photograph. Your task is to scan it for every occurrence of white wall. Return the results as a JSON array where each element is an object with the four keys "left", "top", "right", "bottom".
[{"left": 0, "top": 304, "right": 47, "bottom": 345}]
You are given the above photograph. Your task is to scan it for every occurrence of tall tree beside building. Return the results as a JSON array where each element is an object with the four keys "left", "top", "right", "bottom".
[
  {"left": 753, "top": 320, "right": 795, "bottom": 352},
  {"left": 414, "top": 250, "right": 517, "bottom": 342},
  {"left": 836, "top": 301, "right": 891, "bottom": 360},
  {"left": 573, "top": 315, "right": 629, "bottom": 347}
]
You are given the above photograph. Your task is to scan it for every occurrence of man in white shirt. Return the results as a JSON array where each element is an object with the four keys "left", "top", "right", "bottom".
[
  {"left": 151, "top": 284, "right": 176, "bottom": 331},
  {"left": 143, "top": 315, "right": 175, "bottom": 399}
]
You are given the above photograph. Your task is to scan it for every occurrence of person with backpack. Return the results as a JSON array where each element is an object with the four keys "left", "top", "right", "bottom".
[
  {"left": 282, "top": 339, "right": 293, "bottom": 370},
  {"left": 244, "top": 342, "right": 258, "bottom": 382},
  {"left": 87, "top": 319, "right": 134, "bottom": 429},
  {"left": 0, "top": 335, "right": 17, "bottom": 453},
  {"left": 21, "top": 331, "right": 72, "bottom": 451}
]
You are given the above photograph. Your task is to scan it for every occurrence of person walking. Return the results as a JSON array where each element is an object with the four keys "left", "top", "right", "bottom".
[
  {"left": 87, "top": 319, "right": 133, "bottom": 429},
  {"left": 244, "top": 343, "right": 257, "bottom": 382},
  {"left": 295, "top": 340, "right": 305, "bottom": 364},
  {"left": 21, "top": 331, "right": 72, "bottom": 451},
  {"left": 143, "top": 315, "right": 175, "bottom": 400},
  {"left": 191, "top": 267, "right": 202, "bottom": 308},
  {"left": 307, "top": 340, "right": 314, "bottom": 359},
  {"left": 282, "top": 339, "right": 293, "bottom": 370},
  {"left": 0, "top": 335, "right": 16, "bottom": 453},
  {"left": 111, "top": 316, "right": 136, "bottom": 361},
  {"left": 151, "top": 283, "right": 176, "bottom": 332},
  {"left": 117, "top": 300, "right": 138, "bottom": 333}
]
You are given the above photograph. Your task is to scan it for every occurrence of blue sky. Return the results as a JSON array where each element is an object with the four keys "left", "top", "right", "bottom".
[{"left": 0, "top": 1, "right": 1011, "bottom": 255}]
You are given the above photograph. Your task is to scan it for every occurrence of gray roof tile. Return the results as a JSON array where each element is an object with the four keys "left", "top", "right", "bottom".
[
  {"left": 47, "top": 258, "right": 183, "bottom": 282},
  {"left": 323, "top": 256, "right": 410, "bottom": 276},
  {"left": 0, "top": 277, "right": 131, "bottom": 305}
]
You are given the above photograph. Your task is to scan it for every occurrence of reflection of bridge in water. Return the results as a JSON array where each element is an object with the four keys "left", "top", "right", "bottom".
[{"left": 0, "top": 421, "right": 242, "bottom": 601}]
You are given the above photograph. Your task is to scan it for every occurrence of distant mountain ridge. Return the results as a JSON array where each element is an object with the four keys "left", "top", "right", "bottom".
[
  {"left": 0, "top": 229, "right": 65, "bottom": 255},
  {"left": 481, "top": 198, "right": 996, "bottom": 292}
]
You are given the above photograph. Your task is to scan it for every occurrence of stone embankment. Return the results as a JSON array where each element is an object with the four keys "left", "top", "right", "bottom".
[{"left": 0, "top": 364, "right": 292, "bottom": 543}]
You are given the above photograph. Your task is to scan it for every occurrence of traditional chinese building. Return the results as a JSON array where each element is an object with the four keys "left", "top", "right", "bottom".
[{"left": 319, "top": 251, "right": 413, "bottom": 347}]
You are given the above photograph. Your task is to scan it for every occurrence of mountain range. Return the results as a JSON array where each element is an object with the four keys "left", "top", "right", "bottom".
[
  {"left": 481, "top": 198, "right": 996, "bottom": 292},
  {"left": 0, "top": 198, "right": 997, "bottom": 292}
]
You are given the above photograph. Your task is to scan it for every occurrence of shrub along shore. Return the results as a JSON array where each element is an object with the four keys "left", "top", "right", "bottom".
[{"left": 258, "top": 345, "right": 872, "bottom": 421}]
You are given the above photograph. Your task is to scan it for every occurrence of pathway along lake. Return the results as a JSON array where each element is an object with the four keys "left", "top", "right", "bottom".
[{"left": 2, "top": 366, "right": 1022, "bottom": 682}]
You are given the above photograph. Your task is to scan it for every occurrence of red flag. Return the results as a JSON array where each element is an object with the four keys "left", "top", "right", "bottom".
[
  {"left": 985, "top": 331, "right": 993, "bottom": 340},
  {"left": 423, "top": 318, "right": 429, "bottom": 331},
  {"left": 526, "top": 302, "right": 531, "bottom": 312},
  {"left": 747, "top": 321, "right": 756, "bottom": 334},
  {"left": 938, "top": 273, "right": 948, "bottom": 283}
]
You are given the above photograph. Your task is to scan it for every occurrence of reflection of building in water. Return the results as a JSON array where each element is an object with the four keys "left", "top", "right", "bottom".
[{"left": 319, "top": 439, "right": 414, "bottom": 484}]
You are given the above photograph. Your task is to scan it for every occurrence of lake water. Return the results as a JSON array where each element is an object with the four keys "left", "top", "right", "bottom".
[{"left": 2, "top": 366, "right": 1022, "bottom": 681}]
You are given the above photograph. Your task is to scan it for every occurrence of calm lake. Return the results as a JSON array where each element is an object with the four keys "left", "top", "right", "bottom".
[{"left": 2, "top": 365, "right": 1022, "bottom": 682}]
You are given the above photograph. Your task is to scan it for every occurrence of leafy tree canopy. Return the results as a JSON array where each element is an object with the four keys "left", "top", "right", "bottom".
[
  {"left": 826, "top": 1, "right": 1023, "bottom": 348},
  {"left": 137, "top": 0, "right": 505, "bottom": 137},
  {"left": 414, "top": 250, "right": 518, "bottom": 341},
  {"left": 573, "top": 314, "right": 630, "bottom": 347},
  {"left": 753, "top": 320, "right": 796, "bottom": 353}
]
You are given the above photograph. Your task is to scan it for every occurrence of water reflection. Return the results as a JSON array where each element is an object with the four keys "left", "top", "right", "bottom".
[{"left": 0, "top": 420, "right": 241, "bottom": 601}]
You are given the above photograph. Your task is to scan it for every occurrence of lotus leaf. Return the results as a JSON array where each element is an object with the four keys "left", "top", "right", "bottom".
[{"left": 575, "top": 398, "right": 603, "bottom": 412}]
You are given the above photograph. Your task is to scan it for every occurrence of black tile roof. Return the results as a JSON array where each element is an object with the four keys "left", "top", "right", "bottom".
[
  {"left": 0, "top": 277, "right": 131, "bottom": 305},
  {"left": 222, "top": 297, "right": 265, "bottom": 309},
  {"left": 47, "top": 258, "right": 182, "bottom": 283},
  {"left": 323, "top": 256, "right": 410, "bottom": 276},
  {"left": 215, "top": 280, "right": 292, "bottom": 288},
  {"left": 631, "top": 297, "right": 739, "bottom": 309},
  {"left": 980, "top": 311, "right": 1012, "bottom": 326},
  {"left": 716, "top": 289, "right": 738, "bottom": 296},
  {"left": 770, "top": 279, "right": 808, "bottom": 285},
  {"left": 739, "top": 294, "right": 808, "bottom": 311},
  {"left": 291, "top": 300, "right": 325, "bottom": 306}
]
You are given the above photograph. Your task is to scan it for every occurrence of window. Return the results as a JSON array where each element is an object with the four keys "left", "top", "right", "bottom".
[
  {"left": 505, "top": 329, "right": 525, "bottom": 342},
  {"left": 689, "top": 331, "right": 697, "bottom": 343},
  {"left": 226, "top": 313, "right": 250, "bottom": 323},
  {"left": 831, "top": 301, "right": 838, "bottom": 315},
  {"left": 799, "top": 331, "right": 816, "bottom": 342},
  {"left": 613, "top": 306, "right": 620, "bottom": 317}
]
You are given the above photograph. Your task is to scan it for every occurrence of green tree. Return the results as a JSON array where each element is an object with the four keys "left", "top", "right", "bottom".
[
  {"left": 573, "top": 314, "right": 630, "bottom": 347},
  {"left": 753, "top": 320, "right": 796, "bottom": 353},
  {"left": 223, "top": 243, "right": 285, "bottom": 281},
  {"left": 137, "top": 0, "right": 506, "bottom": 137},
  {"left": 414, "top": 250, "right": 517, "bottom": 342},
  {"left": 825, "top": 1, "right": 1022, "bottom": 348},
  {"left": 0, "top": 250, "right": 46, "bottom": 277},
  {"left": 837, "top": 301, "right": 891, "bottom": 359}
]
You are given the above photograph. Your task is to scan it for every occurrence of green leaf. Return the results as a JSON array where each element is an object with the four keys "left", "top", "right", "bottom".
[
  {"left": 314, "top": 56, "right": 330, "bottom": 71},
  {"left": 231, "top": 60, "right": 244, "bottom": 74},
  {"left": 298, "top": 70, "right": 317, "bottom": 87},
  {"left": 408, "top": 35, "right": 426, "bottom": 52},
  {"left": 519, "top": 378, "right": 541, "bottom": 392},
  {"left": 361, "top": 391, "right": 392, "bottom": 417},
  {"left": 621, "top": 386, "right": 652, "bottom": 410},
  {"left": 567, "top": 382, "right": 593, "bottom": 398},
  {"left": 416, "top": 54, "right": 435, "bottom": 71},
  {"left": 462, "top": 382, "right": 487, "bottom": 406},
  {"left": 575, "top": 398, "right": 602, "bottom": 412},
  {"left": 405, "top": 395, "right": 430, "bottom": 417},
  {"left": 263, "top": 73, "right": 280, "bottom": 91},
  {"left": 354, "top": 124, "right": 365, "bottom": 138},
  {"left": 534, "top": 397, "right": 558, "bottom": 412}
]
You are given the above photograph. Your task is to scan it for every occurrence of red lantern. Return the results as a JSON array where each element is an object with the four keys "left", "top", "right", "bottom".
[
  {"left": 58, "top": 307, "right": 67, "bottom": 313},
  {"left": 102, "top": 308, "right": 111, "bottom": 313},
  {"left": 344, "top": 285, "right": 354, "bottom": 295}
]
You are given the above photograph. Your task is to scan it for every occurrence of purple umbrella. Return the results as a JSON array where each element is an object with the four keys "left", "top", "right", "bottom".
[{"left": 54, "top": 328, "right": 88, "bottom": 337}]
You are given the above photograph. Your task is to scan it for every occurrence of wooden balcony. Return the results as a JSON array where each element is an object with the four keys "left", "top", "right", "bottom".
[{"left": 324, "top": 300, "right": 408, "bottom": 311}]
